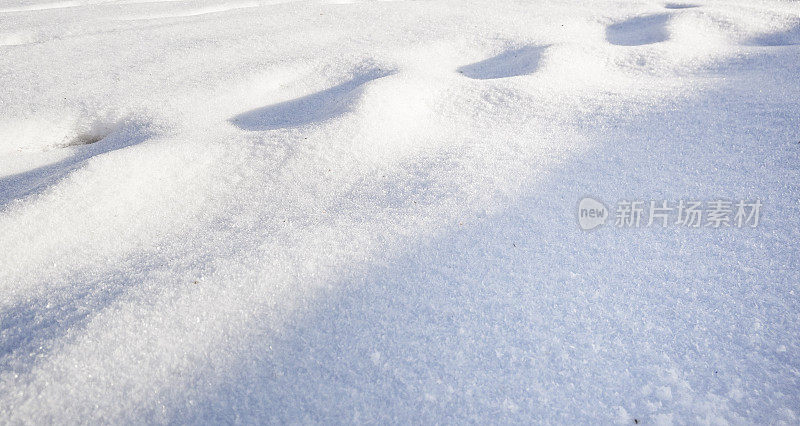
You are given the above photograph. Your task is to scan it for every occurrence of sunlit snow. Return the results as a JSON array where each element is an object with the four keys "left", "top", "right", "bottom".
[{"left": 1, "top": 0, "right": 799, "bottom": 422}]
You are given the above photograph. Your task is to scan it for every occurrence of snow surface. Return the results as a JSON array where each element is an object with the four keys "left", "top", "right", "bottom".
[{"left": 1, "top": 0, "right": 799, "bottom": 423}]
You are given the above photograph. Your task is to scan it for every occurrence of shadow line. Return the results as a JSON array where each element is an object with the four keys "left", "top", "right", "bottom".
[
  {"left": 457, "top": 45, "right": 549, "bottom": 80},
  {"left": 606, "top": 14, "right": 671, "bottom": 46},
  {"left": 230, "top": 68, "right": 393, "bottom": 131},
  {"left": 0, "top": 122, "right": 153, "bottom": 211}
]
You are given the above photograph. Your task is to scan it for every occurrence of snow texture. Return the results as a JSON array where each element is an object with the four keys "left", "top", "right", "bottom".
[{"left": 0, "top": 0, "right": 799, "bottom": 423}]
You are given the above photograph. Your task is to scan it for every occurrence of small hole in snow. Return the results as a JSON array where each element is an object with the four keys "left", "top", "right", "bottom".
[
  {"left": 62, "top": 132, "right": 106, "bottom": 147},
  {"left": 55, "top": 118, "right": 121, "bottom": 149}
]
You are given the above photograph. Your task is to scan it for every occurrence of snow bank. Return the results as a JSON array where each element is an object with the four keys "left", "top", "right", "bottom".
[{"left": 1, "top": 0, "right": 798, "bottom": 423}]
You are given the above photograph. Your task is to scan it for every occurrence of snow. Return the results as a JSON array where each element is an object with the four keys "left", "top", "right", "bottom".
[{"left": 1, "top": 0, "right": 799, "bottom": 423}]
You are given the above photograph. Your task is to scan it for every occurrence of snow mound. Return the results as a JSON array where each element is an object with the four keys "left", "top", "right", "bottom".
[{"left": 1, "top": 0, "right": 799, "bottom": 423}]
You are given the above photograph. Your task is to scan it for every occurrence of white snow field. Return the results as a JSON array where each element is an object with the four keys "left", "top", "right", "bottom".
[{"left": 1, "top": 0, "right": 799, "bottom": 423}]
